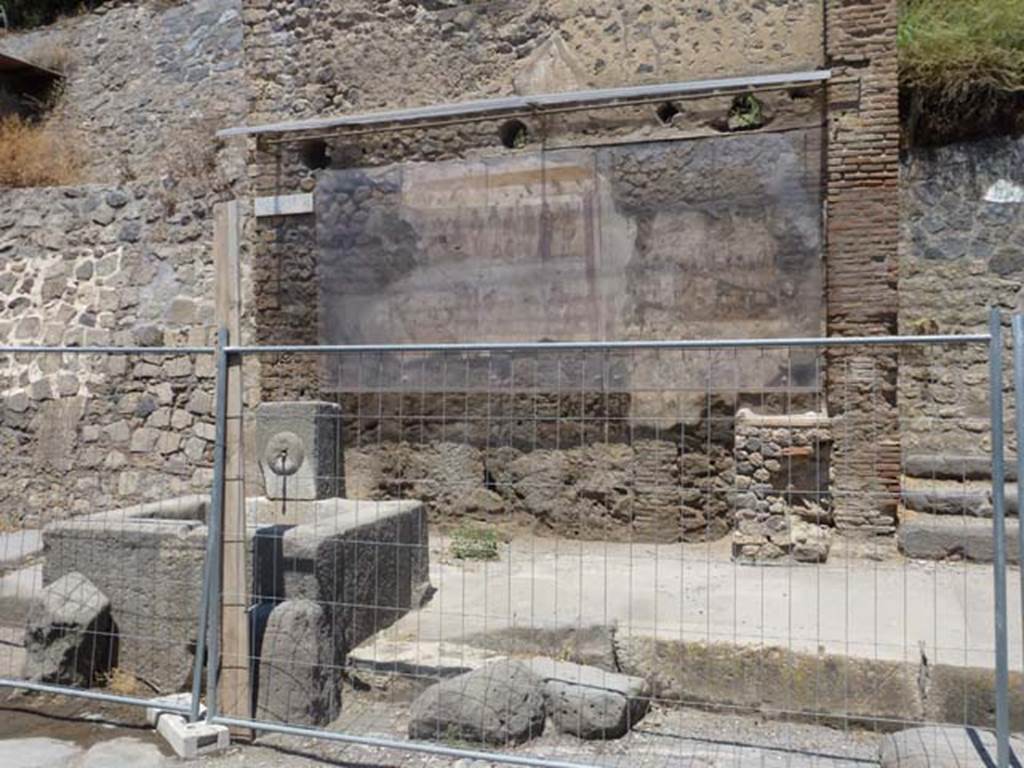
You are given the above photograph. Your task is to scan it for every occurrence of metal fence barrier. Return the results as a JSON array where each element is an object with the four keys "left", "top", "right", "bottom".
[{"left": 2, "top": 316, "right": 1023, "bottom": 768}]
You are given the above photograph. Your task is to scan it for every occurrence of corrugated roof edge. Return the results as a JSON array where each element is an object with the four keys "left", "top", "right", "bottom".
[{"left": 0, "top": 50, "right": 63, "bottom": 80}]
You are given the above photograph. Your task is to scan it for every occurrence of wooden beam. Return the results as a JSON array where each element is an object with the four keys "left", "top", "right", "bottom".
[{"left": 213, "top": 201, "right": 251, "bottom": 733}]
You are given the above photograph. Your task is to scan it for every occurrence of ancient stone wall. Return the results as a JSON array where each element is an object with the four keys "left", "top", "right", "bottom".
[
  {"left": 243, "top": 0, "right": 824, "bottom": 126},
  {"left": 0, "top": 0, "right": 246, "bottom": 186},
  {"left": 899, "top": 136, "right": 1024, "bottom": 458},
  {"left": 0, "top": 0, "right": 248, "bottom": 527},
  {"left": 239, "top": 0, "right": 832, "bottom": 541},
  {"left": 0, "top": 184, "right": 222, "bottom": 526},
  {"left": 344, "top": 430, "right": 736, "bottom": 543},
  {"left": 241, "top": 0, "right": 830, "bottom": 351}
]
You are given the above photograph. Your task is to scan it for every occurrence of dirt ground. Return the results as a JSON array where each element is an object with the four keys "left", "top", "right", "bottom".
[{"left": 0, "top": 688, "right": 166, "bottom": 747}]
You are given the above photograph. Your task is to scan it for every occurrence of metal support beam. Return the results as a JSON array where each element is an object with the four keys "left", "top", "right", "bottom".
[
  {"left": 0, "top": 345, "right": 213, "bottom": 355},
  {"left": 211, "top": 715, "right": 600, "bottom": 768},
  {"left": 0, "top": 678, "right": 192, "bottom": 714},
  {"left": 226, "top": 333, "right": 989, "bottom": 356},
  {"left": 218, "top": 69, "right": 831, "bottom": 140},
  {"left": 1012, "top": 314, "right": 1024, "bottom": 676},
  {"left": 204, "top": 328, "right": 230, "bottom": 722},
  {"left": 189, "top": 327, "right": 230, "bottom": 723},
  {"left": 989, "top": 307, "right": 1011, "bottom": 768}
]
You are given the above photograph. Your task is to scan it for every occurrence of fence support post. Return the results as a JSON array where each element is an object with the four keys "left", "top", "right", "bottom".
[
  {"left": 188, "top": 328, "right": 229, "bottom": 722},
  {"left": 990, "top": 307, "right": 1011, "bottom": 768},
  {"left": 191, "top": 327, "right": 230, "bottom": 723},
  {"left": 1013, "top": 314, "right": 1024, "bottom": 678}
]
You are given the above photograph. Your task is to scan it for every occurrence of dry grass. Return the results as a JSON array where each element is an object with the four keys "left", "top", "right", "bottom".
[
  {"left": 101, "top": 667, "right": 141, "bottom": 696},
  {"left": 0, "top": 115, "right": 81, "bottom": 188},
  {"left": 900, "top": 0, "right": 1024, "bottom": 143}
]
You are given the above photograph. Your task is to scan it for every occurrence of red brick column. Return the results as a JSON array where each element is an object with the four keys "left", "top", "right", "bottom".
[{"left": 825, "top": 0, "right": 902, "bottom": 534}]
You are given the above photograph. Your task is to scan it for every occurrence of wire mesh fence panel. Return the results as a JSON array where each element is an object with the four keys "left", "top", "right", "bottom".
[
  {"left": 223, "top": 334, "right": 1013, "bottom": 768},
  {"left": 0, "top": 346, "right": 217, "bottom": 715}
]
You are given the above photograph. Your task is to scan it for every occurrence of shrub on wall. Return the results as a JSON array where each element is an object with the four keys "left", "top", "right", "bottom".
[
  {"left": 900, "top": 0, "right": 1024, "bottom": 145},
  {"left": 0, "top": 116, "right": 80, "bottom": 187}
]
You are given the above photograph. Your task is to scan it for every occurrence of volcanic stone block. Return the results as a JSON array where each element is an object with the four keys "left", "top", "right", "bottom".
[
  {"left": 42, "top": 496, "right": 210, "bottom": 692},
  {"left": 901, "top": 489, "right": 991, "bottom": 517},
  {"left": 256, "top": 401, "right": 344, "bottom": 501},
  {"left": 899, "top": 516, "right": 1020, "bottom": 564},
  {"left": 631, "top": 439, "right": 681, "bottom": 540},
  {"left": 24, "top": 572, "right": 114, "bottom": 685},
  {"left": 527, "top": 657, "right": 650, "bottom": 739},
  {"left": 408, "top": 660, "right": 545, "bottom": 746},
  {"left": 409, "top": 443, "right": 503, "bottom": 519},
  {"left": 465, "top": 625, "right": 618, "bottom": 672},
  {"left": 278, "top": 499, "right": 431, "bottom": 654},
  {"left": 903, "top": 455, "right": 1013, "bottom": 482},
  {"left": 255, "top": 599, "right": 341, "bottom": 726}
]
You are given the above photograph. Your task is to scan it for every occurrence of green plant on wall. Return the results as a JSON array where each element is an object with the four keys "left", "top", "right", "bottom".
[
  {"left": 899, "top": 0, "right": 1024, "bottom": 144},
  {"left": 449, "top": 524, "right": 500, "bottom": 561},
  {"left": 726, "top": 95, "right": 766, "bottom": 131}
]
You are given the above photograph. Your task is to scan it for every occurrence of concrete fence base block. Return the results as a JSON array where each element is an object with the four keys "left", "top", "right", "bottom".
[
  {"left": 154, "top": 715, "right": 230, "bottom": 759},
  {"left": 145, "top": 694, "right": 230, "bottom": 759}
]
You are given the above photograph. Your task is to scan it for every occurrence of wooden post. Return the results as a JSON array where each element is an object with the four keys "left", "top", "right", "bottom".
[{"left": 213, "top": 201, "right": 251, "bottom": 730}]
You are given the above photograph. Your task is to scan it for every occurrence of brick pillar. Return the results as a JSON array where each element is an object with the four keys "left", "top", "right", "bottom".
[
  {"left": 252, "top": 210, "right": 321, "bottom": 401},
  {"left": 825, "top": 0, "right": 901, "bottom": 534},
  {"left": 250, "top": 140, "right": 323, "bottom": 402}
]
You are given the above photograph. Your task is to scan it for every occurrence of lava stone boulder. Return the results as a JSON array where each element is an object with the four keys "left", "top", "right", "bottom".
[{"left": 408, "top": 660, "right": 545, "bottom": 746}]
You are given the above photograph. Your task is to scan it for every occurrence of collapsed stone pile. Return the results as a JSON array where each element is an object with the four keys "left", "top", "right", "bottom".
[
  {"left": 408, "top": 658, "right": 651, "bottom": 745},
  {"left": 731, "top": 409, "right": 833, "bottom": 562}
]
